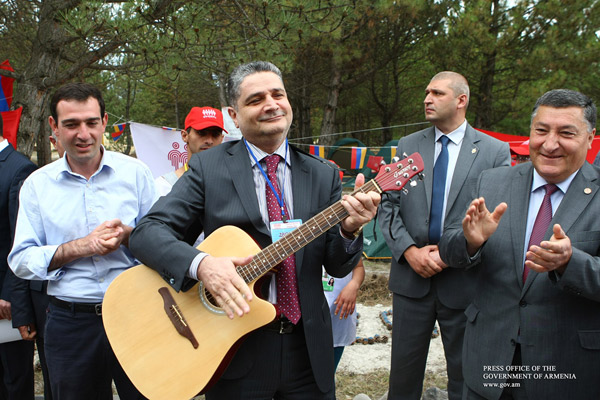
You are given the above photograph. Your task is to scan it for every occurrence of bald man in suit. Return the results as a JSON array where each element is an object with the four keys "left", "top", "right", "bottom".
[
  {"left": 379, "top": 72, "right": 510, "bottom": 400},
  {"left": 440, "top": 89, "right": 600, "bottom": 399}
]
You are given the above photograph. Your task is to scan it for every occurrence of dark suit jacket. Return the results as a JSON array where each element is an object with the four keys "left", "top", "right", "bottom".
[
  {"left": 440, "top": 162, "right": 600, "bottom": 400},
  {"left": 0, "top": 143, "right": 39, "bottom": 330},
  {"left": 129, "top": 140, "right": 360, "bottom": 392},
  {"left": 378, "top": 124, "right": 510, "bottom": 308}
]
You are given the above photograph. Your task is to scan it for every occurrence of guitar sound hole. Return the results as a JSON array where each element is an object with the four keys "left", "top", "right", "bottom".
[{"left": 204, "top": 290, "right": 221, "bottom": 308}]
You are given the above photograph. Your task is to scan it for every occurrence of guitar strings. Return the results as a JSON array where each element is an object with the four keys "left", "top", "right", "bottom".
[{"left": 201, "top": 155, "right": 421, "bottom": 310}]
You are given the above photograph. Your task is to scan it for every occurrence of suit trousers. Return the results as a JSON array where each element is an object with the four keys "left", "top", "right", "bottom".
[
  {"left": 44, "top": 303, "right": 145, "bottom": 400},
  {"left": 463, "top": 345, "right": 528, "bottom": 400},
  {"left": 206, "top": 321, "right": 335, "bottom": 400},
  {"left": 0, "top": 339, "right": 34, "bottom": 400},
  {"left": 389, "top": 281, "right": 466, "bottom": 400},
  {"left": 31, "top": 286, "right": 52, "bottom": 400}
]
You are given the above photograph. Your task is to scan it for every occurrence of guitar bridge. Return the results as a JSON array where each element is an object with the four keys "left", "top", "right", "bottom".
[{"left": 158, "top": 287, "right": 199, "bottom": 349}]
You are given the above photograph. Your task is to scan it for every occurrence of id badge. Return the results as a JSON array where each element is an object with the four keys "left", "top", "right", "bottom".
[
  {"left": 322, "top": 267, "right": 334, "bottom": 291},
  {"left": 270, "top": 219, "right": 302, "bottom": 243}
]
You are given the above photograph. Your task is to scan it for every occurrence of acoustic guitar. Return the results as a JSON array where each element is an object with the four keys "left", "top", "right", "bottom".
[{"left": 102, "top": 153, "right": 424, "bottom": 399}]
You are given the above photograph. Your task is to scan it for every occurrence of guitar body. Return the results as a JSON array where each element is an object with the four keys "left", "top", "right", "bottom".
[{"left": 102, "top": 226, "right": 276, "bottom": 400}]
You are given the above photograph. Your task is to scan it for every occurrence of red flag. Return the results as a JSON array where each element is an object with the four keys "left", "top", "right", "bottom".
[
  {"left": 366, "top": 155, "right": 384, "bottom": 173},
  {"left": 1, "top": 107, "right": 23, "bottom": 148},
  {"left": 0, "top": 60, "right": 15, "bottom": 112}
]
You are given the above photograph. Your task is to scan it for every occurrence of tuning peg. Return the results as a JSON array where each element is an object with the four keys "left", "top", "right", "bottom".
[
  {"left": 402, "top": 152, "right": 408, "bottom": 158},
  {"left": 409, "top": 180, "right": 417, "bottom": 187},
  {"left": 402, "top": 188, "right": 409, "bottom": 195},
  {"left": 392, "top": 156, "right": 400, "bottom": 163},
  {"left": 418, "top": 173, "right": 424, "bottom": 181}
]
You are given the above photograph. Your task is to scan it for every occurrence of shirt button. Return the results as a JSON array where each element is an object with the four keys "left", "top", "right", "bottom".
[
  {"left": 169, "top": 278, "right": 175, "bottom": 285},
  {"left": 99, "top": 278, "right": 105, "bottom": 283}
]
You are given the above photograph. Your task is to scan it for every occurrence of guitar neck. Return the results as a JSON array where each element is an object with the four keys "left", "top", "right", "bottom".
[
  {"left": 235, "top": 152, "right": 424, "bottom": 284},
  {"left": 237, "top": 179, "right": 381, "bottom": 284}
]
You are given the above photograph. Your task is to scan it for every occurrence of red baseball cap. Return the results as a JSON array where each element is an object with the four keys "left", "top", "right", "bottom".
[{"left": 184, "top": 107, "right": 228, "bottom": 133}]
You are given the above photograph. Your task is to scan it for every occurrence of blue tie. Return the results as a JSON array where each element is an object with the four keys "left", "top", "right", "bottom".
[{"left": 429, "top": 135, "right": 450, "bottom": 244}]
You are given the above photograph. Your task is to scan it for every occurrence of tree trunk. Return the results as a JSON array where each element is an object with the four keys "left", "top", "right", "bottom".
[
  {"left": 218, "top": 74, "right": 228, "bottom": 107},
  {"left": 474, "top": 0, "right": 499, "bottom": 130},
  {"left": 320, "top": 66, "right": 341, "bottom": 148},
  {"left": 14, "top": 0, "right": 73, "bottom": 160},
  {"left": 124, "top": 80, "right": 134, "bottom": 155},
  {"left": 295, "top": 77, "right": 311, "bottom": 141}
]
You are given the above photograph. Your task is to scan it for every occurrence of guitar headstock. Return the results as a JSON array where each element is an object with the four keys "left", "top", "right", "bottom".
[{"left": 373, "top": 152, "right": 424, "bottom": 194}]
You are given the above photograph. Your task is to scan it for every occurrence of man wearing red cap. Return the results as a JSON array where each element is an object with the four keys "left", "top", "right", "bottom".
[{"left": 155, "top": 106, "right": 227, "bottom": 196}]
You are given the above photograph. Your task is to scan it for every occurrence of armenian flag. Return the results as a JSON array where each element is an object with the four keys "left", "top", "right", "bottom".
[
  {"left": 111, "top": 123, "right": 126, "bottom": 142},
  {"left": 350, "top": 147, "right": 367, "bottom": 169},
  {"left": 309, "top": 144, "right": 325, "bottom": 158}
]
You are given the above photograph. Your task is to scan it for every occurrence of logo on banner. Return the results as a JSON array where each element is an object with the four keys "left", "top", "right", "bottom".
[{"left": 167, "top": 142, "right": 189, "bottom": 168}]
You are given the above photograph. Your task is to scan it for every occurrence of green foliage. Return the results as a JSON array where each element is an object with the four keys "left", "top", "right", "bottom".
[{"left": 2, "top": 0, "right": 599, "bottom": 158}]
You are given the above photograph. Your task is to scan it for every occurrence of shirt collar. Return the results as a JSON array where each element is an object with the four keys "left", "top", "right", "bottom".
[
  {"left": 245, "top": 140, "right": 291, "bottom": 167},
  {"left": 0, "top": 138, "right": 9, "bottom": 152},
  {"left": 55, "top": 146, "right": 114, "bottom": 180},
  {"left": 434, "top": 120, "right": 467, "bottom": 146},
  {"left": 531, "top": 168, "right": 577, "bottom": 195}
]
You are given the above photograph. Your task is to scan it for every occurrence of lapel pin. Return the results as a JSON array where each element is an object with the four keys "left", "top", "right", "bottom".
[
  {"left": 471, "top": 148, "right": 477, "bottom": 154},
  {"left": 584, "top": 188, "right": 592, "bottom": 195}
]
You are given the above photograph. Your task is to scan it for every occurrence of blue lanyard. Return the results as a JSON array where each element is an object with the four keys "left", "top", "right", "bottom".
[{"left": 244, "top": 138, "right": 289, "bottom": 222}]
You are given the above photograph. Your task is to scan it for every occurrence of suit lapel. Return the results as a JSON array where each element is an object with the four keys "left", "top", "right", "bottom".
[
  {"left": 289, "top": 148, "right": 312, "bottom": 274},
  {"left": 446, "top": 125, "right": 478, "bottom": 213},
  {"left": 419, "top": 128, "right": 435, "bottom": 210},
  {"left": 523, "top": 164, "right": 599, "bottom": 292},
  {"left": 552, "top": 164, "right": 598, "bottom": 235},
  {"left": 511, "top": 165, "right": 534, "bottom": 291},
  {"left": 0, "top": 143, "right": 14, "bottom": 163},
  {"left": 225, "top": 141, "right": 270, "bottom": 238}
]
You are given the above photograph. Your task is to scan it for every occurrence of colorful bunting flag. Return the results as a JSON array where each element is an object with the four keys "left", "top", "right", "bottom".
[
  {"left": 162, "top": 126, "right": 180, "bottom": 132},
  {"left": 111, "top": 123, "right": 126, "bottom": 142},
  {"left": 309, "top": 144, "right": 325, "bottom": 158},
  {"left": 350, "top": 147, "right": 367, "bottom": 169},
  {"left": 390, "top": 146, "right": 397, "bottom": 160},
  {"left": 0, "top": 60, "right": 15, "bottom": 112}
]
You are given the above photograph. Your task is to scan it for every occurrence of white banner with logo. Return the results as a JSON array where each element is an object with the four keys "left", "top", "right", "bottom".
[{"left": 130, "top": 122, "right": 187, "bottom": 178}]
